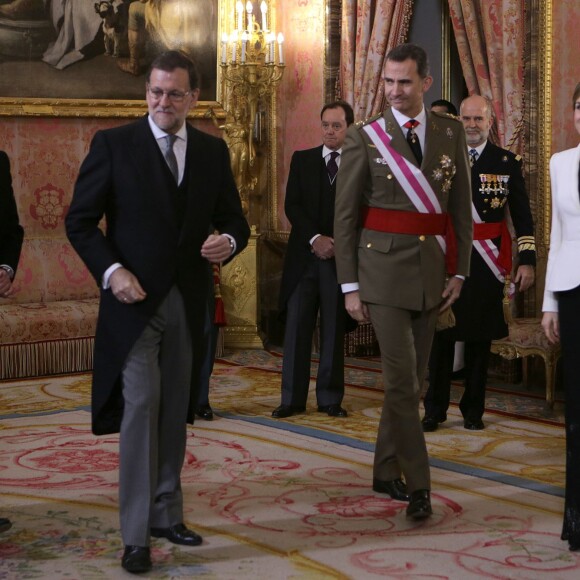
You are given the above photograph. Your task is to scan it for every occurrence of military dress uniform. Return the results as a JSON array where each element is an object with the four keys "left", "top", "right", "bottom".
[
  {"left": 334, "top": 106, "right": 473, "bottom": 494},
  {"left": 425, "top": 141, "right": 536, "bottom": 424}
]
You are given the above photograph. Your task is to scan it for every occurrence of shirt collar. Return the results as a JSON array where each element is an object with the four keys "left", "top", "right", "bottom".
[
  {"left": 322, "top": 145, "right": 342, "bottom": 159},
  {"left": 391, "top": 106, "right": 427, "bottom": 128},
  {"left": 148, "top": 116, "right": 188, "bottom": 143},
  {"left": 468, "top": 141, "right": 487, "bottom": 156}
]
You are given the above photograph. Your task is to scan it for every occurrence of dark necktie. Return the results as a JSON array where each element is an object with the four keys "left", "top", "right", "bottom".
[
  {"left": 327, "top": 151, "right": 339, "bottom": 183},
  {"left": 469, "top": 148, "right": 479, "bottom": 167},
  {"left": 163, "top": 134, "right": 179, "bottom": 182},
  {"left": 403, "top": 119, "right": 422, "bottom": 165}
]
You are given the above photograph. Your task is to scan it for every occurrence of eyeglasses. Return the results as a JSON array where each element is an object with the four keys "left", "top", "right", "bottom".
[{"left": 147, "top": 86, "right": 191, "bottom": 103}]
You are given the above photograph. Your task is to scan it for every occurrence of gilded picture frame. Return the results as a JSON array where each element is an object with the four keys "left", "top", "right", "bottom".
[{"left": 0, "top": 0, "right": 229, "bottom": 118}]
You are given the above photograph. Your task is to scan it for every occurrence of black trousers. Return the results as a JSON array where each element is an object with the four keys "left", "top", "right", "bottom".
[
  {"left": 557, "top": 283, "right": 580, "bottom": 547},
  {"left": 424, "top": 332, "right": 491, "bottom": 421},
  {"left": 280, "top": 258, "right": 345, "bottom": 407}
]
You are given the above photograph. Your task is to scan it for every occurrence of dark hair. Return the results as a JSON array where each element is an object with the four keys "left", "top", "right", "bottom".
[
  {"left": 386, "top": 43, "right": 430, "bottom": 79},
  {"left": 430, "top": 99, "right": 458, "bottom": 116},
  {"left": 573, "top": 82, "right": 580, "bottom": 109},
  {"left": 321, "top": 100, "right": 355, "bottom": 126},
  {"left": 146, "top": 50, "right": 200, "bottom": 90}
]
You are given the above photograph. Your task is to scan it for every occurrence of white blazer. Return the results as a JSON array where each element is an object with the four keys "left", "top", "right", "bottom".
[{"left": 543, "top": 143, "right": 580, "bottom": 312}]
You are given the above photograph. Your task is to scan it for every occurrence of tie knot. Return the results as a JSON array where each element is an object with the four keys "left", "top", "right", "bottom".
[
  {"left": 404, "top": 119, "right": 419, "bottom": 129},
  {"left": 330, "top": 151, "right": 339, "bottom": 161},
  {"left": 165, "top": 134, "right": 177, "bottom": 147}
]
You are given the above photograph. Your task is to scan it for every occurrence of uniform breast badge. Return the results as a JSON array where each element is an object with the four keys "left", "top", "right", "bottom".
[
  {"left": 432, "top": 155, "right": 456, "bottom": 193},
  {"left": 479, "top": 174, "right": 509, "bottom": 209},
  {"left": 446, "top": 127, "right": 454, "bottom": 139}
]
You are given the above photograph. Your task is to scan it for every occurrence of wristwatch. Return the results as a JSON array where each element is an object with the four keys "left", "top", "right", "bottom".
[{"left": 0, "top": 265, "right": 14, "bottom": 280}]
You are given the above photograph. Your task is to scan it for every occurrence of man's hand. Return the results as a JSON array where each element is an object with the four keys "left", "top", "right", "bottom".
[
  {"left": 440, "top": 276, "right": 464, "bottom": 313},
  {"left": 110, "top": 268, "right": 147, "bottom": 304},
  {"left": 0, "top": 269, "right": 15, "bottom": 298},
  {"left": 345, "top": 291, "right": 370, "bottom": 323},
  {"left": 514, "top": 265, "right": 535, "bottom": 292},
  {"left": 542, "top": 311, "right": 560, "bottom": 344},
  {"left": 312, "top": 235, "right": 335, "bottom": 260},
  {"left": 201, "top": 234, "right": 233, "bottom": 264}
]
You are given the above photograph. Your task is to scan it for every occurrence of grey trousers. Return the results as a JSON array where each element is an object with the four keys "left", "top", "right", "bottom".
[{"left": 119, "top": 286, "right": 193, "bottom": 546}]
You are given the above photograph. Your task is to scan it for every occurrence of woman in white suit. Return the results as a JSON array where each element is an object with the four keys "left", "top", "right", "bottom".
[{"left": 542, "top": 81, "right": 580, "bottom": 552}]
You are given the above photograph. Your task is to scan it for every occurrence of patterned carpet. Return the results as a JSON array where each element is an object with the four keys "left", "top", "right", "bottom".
[{"left": 0, "top": 349, "right": 577, "bottom": 579}]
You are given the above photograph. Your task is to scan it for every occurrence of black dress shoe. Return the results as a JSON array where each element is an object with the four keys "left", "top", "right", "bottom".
[
  {"left": 372, "top": 478, "right": 410, "bottom": 501},
  {"left": 195, "top": 404, "right": 214, "bottom": 421},
  {"left": 151, "top": 523, "right": 202, "bottom": 546},
  {"left": 421, "top": 415, "right": 445, "bottom": 432},
  {"left": 271, "top": 404, "right": 306, "bottom": 418},
  {"left": 406, "top": 489, "right": 432, "bottom": 520},
  {"left": 317, "top": 404, "right": 348, "bottom": 417},
  {"left": 122, "top": 545, "right": 152, "bottom": 574},
  {"left": 0, "top": 518, "right": 12, "bottom": 533},
  {"left": 463, "top": 418, "right": 485, "bottom": 430}
]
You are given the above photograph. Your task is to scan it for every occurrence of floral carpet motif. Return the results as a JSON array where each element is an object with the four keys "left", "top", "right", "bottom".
[{"left": 0, "top": 350, "right": 576, "bottom": 578}]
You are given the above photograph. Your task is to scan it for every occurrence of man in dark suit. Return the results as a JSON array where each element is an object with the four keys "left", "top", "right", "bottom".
[
  {"left": 1, "top": 150, "right": 24, "bottom": 535},
  {"left": 0, "top": 151, "right": 23, "bottom": 300},
  {"left": 272, "top": 101, "right": 354, "bottom": 419},
  {"left": 65, "top": 51, "right": 249, "bottom": 573},
  {"left": 423, "top": 94, "right": 536, "bottom": 432},
  {"left": 334, "top": 44, "right": 473, "bottom": 520}
]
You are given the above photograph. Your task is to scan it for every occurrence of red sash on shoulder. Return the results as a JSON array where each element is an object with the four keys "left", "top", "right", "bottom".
[{"left": 362, "top": 118, "right": 457, "bottom": 274}]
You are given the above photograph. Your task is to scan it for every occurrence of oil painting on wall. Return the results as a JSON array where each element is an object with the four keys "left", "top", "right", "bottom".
[{"left": 0, "top": 0, "right": 219, "bottom": 107}]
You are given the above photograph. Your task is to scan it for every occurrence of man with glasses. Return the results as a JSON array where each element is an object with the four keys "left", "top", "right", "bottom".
[
  {"left": 66, "top": 50, "right": 249, "bottom": 573},
  {"left": 334, "top": 44, "right": 472, "bottom": 520},
  {"left": 273, "top": 101, "right": 354, "bottom": 419}
]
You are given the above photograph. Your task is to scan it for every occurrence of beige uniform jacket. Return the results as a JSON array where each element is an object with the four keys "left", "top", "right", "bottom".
[{"left": 334, "top": 107, "right": 473, "bottom": 312}]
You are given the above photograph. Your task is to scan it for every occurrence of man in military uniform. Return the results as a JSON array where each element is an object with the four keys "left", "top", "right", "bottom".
[
  {"left": 422, "top": 94, "right": 536, "bottom": 432},
  {"left": 334, "top": 43, "right": 473, "bottom": 520}
]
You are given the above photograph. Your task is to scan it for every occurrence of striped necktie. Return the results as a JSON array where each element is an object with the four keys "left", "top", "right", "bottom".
[
  {"left": 163, "top": 134, "right": 179, "bottom": 182},
  {"left": 469, "top": 148, "right": 479, "bottom": 167}
]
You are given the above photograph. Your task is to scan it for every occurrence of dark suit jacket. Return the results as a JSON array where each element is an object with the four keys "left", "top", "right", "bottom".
[
  {"left": 279, "top": 145, "right": 329, "bottom": 310},
  {"left": 278, "top": 145, "right": 355, "bottom": 332},
  {"left": 450, "top": 141, "right": 536, "bottom": 340},
  {"left": 0, "top": 151, "right": 24, "bottom": 272},
  {"left": 66, "top": 117, "right": 250, "bottom": 435}
]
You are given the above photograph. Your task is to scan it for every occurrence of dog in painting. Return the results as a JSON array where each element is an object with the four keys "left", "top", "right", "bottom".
[{"left": 94, "top": 0, "right": 127, "bottom": 58}]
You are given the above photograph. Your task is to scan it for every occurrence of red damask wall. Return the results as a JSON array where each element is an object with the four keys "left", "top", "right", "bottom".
[
  {"left": 0, "top": 117, "right": 219, "bottom": 252},
  {"left": 551, "top": 0, "right": 580, "bottom": 154}
]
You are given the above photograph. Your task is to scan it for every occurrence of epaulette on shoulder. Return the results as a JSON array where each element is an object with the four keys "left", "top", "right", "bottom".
[
  {"left": 431, "top": 110, "right": 461, "bottom": 122},
  {"left": 515, "top": 154, "right": 522, "bottom": 162},
  {"left": 356, "top": 112, "right": 383, "bottom": 128}
]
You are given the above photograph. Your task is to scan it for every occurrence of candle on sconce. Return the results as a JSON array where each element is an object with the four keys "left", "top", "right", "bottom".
[
  {"left": 277, "top": 33, "right": 284, "bottom": 64},
  {"left": 241, "top": 31, "right": 249, "bottom": 63},
  {"left": 236, "top": 0, "right": 244, "bottom": 32},
  {"left": 260, "top": 1, "right": 268, "bottom": 31},
  {"left": 267, "top": 32, "right": 275, "bottom": 64},
  {"left": 246, "top": 1, "right": 253, "bottom": 32},
  {"left": 230, "top": 31, "right": 238, "bottom": 63},
  {"left": 220, "top": 32, "right": 228, "bottom": 64}
]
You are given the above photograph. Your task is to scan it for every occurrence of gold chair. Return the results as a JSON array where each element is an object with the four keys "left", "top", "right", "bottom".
[{"left": 490, "top": 275, "right": 561, "bottom": 408}]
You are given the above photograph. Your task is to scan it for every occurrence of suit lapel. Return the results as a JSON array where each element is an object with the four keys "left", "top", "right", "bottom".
[
  {"left": 307, "top": 146, "right": 324, "bottom": 205},
  {"left": 130, "top": 117, "right": 177, "bottom": 228},
  {"left": 423, "top": 111, "right": 445, "bottom": 169},
  {"left": 384, "top": 108, "right": 418, "bottom": 168}
]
